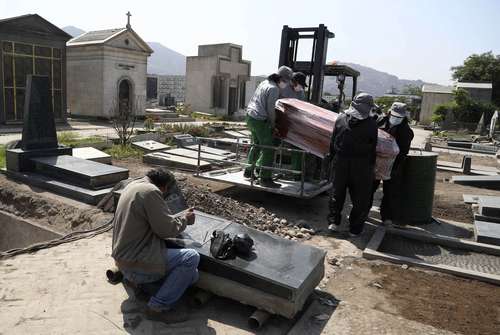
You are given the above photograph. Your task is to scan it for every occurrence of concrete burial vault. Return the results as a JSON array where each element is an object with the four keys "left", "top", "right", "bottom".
[
  {"left": 113, "top": 185, "right": 326, "bottom": 319},
  {"left": 3, "top": 75, "right": 129, "bottom": 204}
]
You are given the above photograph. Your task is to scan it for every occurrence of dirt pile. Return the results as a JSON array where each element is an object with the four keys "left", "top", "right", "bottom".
[
  {"left": 178, "top": 178, "right": 313, "bottom": 240},
  {"left": 0, "top": 176, "right": 113, "bottom": 233}
]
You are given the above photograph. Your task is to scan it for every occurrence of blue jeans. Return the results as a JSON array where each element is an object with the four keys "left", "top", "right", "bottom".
[{"left": 123, "top": 248, "right": 200, "bottom": 310}]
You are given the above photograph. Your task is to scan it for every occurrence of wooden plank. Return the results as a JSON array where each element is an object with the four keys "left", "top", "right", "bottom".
[{"left": 363, "top": 248, "right": 500, "bottom": 286}]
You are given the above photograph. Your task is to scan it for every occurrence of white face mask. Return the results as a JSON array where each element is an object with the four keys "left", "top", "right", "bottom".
[
  {"left": 389, "top": 115, "right": 404, "bottom": 126},
  {"left": 294, "top": 84, "right": 304, "bottom": 92},
  {"left": 278, "top": 81, "right": 287, "bottom": 89}
]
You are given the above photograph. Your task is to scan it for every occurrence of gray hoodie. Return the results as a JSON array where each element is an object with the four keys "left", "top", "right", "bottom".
[
  {"left": 112, "top": 177, "right": 187, "bottom": 275},
  {"left": 246, "top": 79, "right": 279, "bottom": 127}
]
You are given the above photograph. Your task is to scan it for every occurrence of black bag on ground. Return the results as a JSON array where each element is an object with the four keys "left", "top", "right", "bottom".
[
  {"left": 210, "top": 230, "right": 235, "bottom": 260},
  {"left": 232, "top": 233, "right": 254, "bottom": 256}
]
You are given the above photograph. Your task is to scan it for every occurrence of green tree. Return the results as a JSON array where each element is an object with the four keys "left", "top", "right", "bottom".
[
  {"left": 400, "top": 84, "right": 422, "bottom": 97},
  {"left": 451, "top": 51, "right": 500, "bottom": 106}
]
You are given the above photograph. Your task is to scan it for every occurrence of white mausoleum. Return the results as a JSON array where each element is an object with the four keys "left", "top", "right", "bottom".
[{"left": 66, "top": 13, "right": 153, "bottom": 118}]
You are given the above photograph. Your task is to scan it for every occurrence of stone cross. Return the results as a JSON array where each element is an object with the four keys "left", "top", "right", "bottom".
[{"left": 126, "top": 11, "right": 132, "bottom": 30}]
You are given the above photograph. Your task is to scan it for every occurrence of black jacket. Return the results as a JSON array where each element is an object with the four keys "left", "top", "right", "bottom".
[
  {"left": 377, "top": 116, "right": 414, "bottom": 170},
  {"left": 330, "top": 113, "right": 378, "bottom": 164}
]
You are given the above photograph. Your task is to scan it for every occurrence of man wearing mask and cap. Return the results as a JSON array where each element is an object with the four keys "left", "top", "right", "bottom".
[
  {"left": 328, "top": 93, "right": 378, "bottom": 237},
  {"left": 244, "top": 66, "right": 292, "bottom": 188},
  {"left": 370, "top": 102, "right": 414, "bottom": 225},
  {"left": 280, "top": 71, "right": 307, "bottom": 101}
]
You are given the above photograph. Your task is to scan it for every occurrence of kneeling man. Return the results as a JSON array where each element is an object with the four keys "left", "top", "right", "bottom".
[{"left": 112, "top": 168, "right": 198, "bottom": 324}]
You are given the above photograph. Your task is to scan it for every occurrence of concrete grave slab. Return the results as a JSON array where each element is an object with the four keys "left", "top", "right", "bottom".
[
  {"left": 478, "top": 198, "right": 500, "bottom": 218},
  {"left": 475, "top": 214, "right": 500, "bottom": 224},
  {"left": 463, "top": 194, "right": 500, "bottom": 204},
  {"left": 143, "top": 151, "right": 211, "bottom": 171},
  {"left": 2, "top": 169, "right": 113, "bottom": 205},
  {"left": 31, "top": 155, "right": 129, "bottom": 190},
  {"left": 223, "top": 130, "right": 250, "bottom": 139},
  {"left": 72, "top": 147, "right": 112, "bottom": 164},
  {"left": 364, "top": 226, "right": 500, "bottom": 285},
  {"left": 184, "top": 144, "right": 237, "bottom": 159},
  {"left": 475, "top": 220, "right": 500, "bottom": 246},
  {"left": 132, "top": 140, "right": 171, "bottom": 152},
  {"left": 451, "top": 175, "right": 500, "bottom": 190},
  {"left": 166, "top": 147, "right": 233, "bottom": 163},
  {"left": 173, "top": 134, "right": 198, "bottom": 147}
]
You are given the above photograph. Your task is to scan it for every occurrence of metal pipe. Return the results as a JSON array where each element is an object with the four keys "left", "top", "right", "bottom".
[
  {"left": 196, "top": 142, "right": 201, "bottom": 176},
  {"left": 248, "top": 309, "right": 271, "bottom": 330},
  {"left": 106, "top": 267, "right": 123, "bottom": 284},
  {"left": 300, "top": 151, "right": 306, "bottom": 197}
]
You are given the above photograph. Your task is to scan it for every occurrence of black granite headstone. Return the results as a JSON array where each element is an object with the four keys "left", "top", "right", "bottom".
[{"left": 21, "top": 75, "right": 58, "bottom": 150}]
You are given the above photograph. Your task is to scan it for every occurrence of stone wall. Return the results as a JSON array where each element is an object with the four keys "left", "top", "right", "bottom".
[
  {"left": 66, "top": 46, "right": 104, "bottom": 118},
  {"left": 420, "top": 92, "right": 453, "bottom": 124},
  {"left": 158, "top": 75, "right": 185, "bottom": 104}
]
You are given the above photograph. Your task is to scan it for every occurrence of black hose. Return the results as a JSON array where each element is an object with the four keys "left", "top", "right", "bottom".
[{"left": 0, "top": 216, "right": 115, "bottom": 259}]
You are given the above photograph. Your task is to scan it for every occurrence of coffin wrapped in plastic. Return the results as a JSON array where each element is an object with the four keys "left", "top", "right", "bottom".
[
  {"left": 375, "top": 129, "right": 400, "bottom": 180},
  {"left": 275, "top": 99, "right": 400, "bottom": 179},
  {"left": 275, "top": 98, "right": 337, "bottom": 158}
]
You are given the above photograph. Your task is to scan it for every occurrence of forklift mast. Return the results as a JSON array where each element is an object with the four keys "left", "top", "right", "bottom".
[{"left": 278, "top": 24, "right": 359, "bottom": 106}]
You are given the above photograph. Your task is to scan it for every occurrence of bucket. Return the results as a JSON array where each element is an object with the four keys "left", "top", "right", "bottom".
[{"left": 399, "top": 150, "right": 438, "bottom": 224}]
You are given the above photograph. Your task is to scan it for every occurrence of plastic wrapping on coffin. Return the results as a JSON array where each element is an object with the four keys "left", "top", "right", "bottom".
[
  {"left": 275, "top": 98, "right": 337, "bottom": 158},
  {"left": 375, "top": 130, "right": 400, "bottom": 180}
]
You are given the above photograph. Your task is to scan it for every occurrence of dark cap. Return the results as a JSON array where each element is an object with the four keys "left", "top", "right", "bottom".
[{"left": 292, "top": 72, "right": 308, "bottom": 87}]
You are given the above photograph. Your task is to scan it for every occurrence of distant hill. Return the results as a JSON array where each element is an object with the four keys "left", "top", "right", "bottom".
[
  {"left": 63, "top": 26, "right": 426, "bottom": 91},
  {"left": 324, "top": 62, "right": 428, "bottom": 97},
  {"left": 62, "top": 25, "right": 85, "bottom": 38},
  {"left": 146, "top": 42, "right": 186, "bottom": 75},
  {"left": 62, "top": 26, "right": 186, "bottom": 75}
]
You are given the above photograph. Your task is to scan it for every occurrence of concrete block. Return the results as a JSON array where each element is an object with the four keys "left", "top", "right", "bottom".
[
  {"left": 72, "top": 147, "right": 112, "bottom": 164},
  {"left": 479, "top": 198, "right": 500, "bottom": 218},
  {"left": 132, "top": 140, "right": 171, "bottom": 152},
  {"left": 475, "top": 220, "right": 500, "bottom": 246},
  {"left": 143, "top": 152, "right": 211, "bottom": 171}
]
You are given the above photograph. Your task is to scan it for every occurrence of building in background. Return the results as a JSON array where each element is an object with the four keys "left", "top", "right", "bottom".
[
  {"left": 420, "top": 84, "right": 454, "bottom": 124},
  {"left": 0, "top": 14, "right": 71, "bottom": 125},
  {"left": 455, "top": 82, "right": 492, "bottom": 103},
  {"left": 185, "top": 43, "right": 250, "bottom": 117},
  {"left": 420, "top": 82, "right": 493, "bottom": 124},
  {"left": 66, "top": 14, "right": 153, "bottom": 119}
]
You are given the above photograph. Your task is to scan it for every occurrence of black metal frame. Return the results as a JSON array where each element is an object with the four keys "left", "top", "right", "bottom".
[{"left": 278, "top": 24, "right": 360, "bottom": 106}]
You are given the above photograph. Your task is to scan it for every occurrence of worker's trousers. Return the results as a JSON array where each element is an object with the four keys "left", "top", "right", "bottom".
[
  {"left": 123, "top": 248, "right": 199, "bottom": 310},
  {"left": 370, "top": 170, "right": 403, "bottom": 222},
  {"left": 246, "top": 116, "right": 274, "bottom": 179},
  {"left": 328, "top": 156, "right": 374, "bottom": 234}
]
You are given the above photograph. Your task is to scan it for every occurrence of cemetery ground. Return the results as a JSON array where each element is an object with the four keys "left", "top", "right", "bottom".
[{"left": 1, "top": 145, "right": 500, "bottom": 334}]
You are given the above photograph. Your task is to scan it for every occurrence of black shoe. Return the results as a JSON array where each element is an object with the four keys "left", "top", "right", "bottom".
[
  {"left": 348, "top": 231, "right": 362, "bottom": 238},
  {"left": 243, "top": 169, "right": 253, "bottom": 179},
  {"left": 145, "top": 306, "right": 188, "bottom": 324},
  {"left": 259, "top": 179, "right": 281, "bottom": 188}
]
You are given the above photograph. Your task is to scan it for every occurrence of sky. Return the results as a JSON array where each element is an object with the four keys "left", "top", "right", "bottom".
[{"left": 2, "top": 0, "right": 500, "bottom": 85}]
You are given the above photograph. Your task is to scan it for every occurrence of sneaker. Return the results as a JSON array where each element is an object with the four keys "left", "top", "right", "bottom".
[
  {"left": 328, "top": 223, "right": 348, "bottom": 233},
  {"left": 145, "top": 306, "right": 188, "bottom": 324},
  {"left": 259, "top": 179, "right": 281, "bottom": 188}
]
